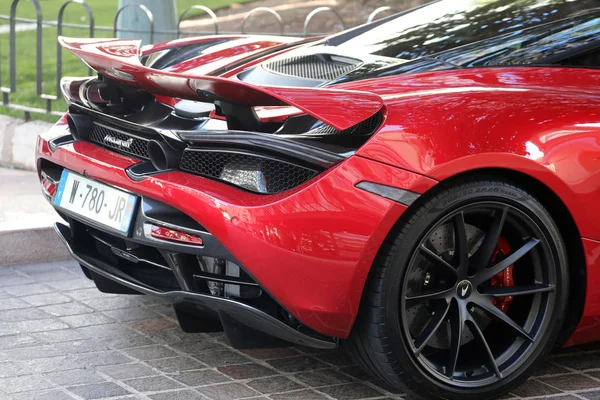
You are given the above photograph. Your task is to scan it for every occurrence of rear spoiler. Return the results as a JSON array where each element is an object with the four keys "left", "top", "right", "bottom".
[{"left": 58, "top": 37, "right": 383, "bottom": 131}]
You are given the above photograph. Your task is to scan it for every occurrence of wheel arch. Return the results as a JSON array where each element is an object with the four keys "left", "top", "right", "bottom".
[{"left": 423, "top": 167, "right": 586, "bottom": 344}]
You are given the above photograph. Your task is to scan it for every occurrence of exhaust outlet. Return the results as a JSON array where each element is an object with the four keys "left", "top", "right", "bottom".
[
  {"left": 148, "top": 140, "right": 181, "bottom": 171},
  {"left": 67, "top": 113, "right": 93, "bottom": 140}
]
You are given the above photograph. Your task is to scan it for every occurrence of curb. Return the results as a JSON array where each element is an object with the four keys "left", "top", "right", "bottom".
[
  {"left": 0, "top": 226, "right": 70, "bottom": 266},
  {"left": 0, "top": 116, "right": 68, "bottom": 265},
  {"left": 0, "top": 115, "right": 55, "bottom": 171}
]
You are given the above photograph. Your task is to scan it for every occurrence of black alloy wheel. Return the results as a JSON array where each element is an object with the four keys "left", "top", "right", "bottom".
[{"left": 348, "top": 179, "right": 569, "bottom": 400}]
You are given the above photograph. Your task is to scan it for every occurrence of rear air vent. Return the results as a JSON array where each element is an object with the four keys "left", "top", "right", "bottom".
[
  {"left": 179, "top": 150, "right": 318, "bottom": 194},
  {"left": 264, "top": 54, "right": 361, "bottom": 80}
]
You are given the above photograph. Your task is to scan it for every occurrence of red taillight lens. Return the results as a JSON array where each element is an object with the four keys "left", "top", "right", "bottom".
[
  {"left": 41, "top": 175, "right": 57, "bottom": 197},
  {"left": 150, "top": 224, "right": 203, "bottom": 246}
]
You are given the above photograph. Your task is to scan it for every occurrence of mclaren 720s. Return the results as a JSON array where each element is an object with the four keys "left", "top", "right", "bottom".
[{"left": 37, "top": 0, "right": 600, "bottom": 398}]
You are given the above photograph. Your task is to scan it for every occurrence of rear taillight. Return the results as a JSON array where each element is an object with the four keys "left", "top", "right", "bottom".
[{"left": 148, "top": 224, "right": 203, "bottom": 246}]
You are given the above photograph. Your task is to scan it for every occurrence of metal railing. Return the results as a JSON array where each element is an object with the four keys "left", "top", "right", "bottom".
[{"left": 0, "top": 0, "right": 395, "bottom": 121}]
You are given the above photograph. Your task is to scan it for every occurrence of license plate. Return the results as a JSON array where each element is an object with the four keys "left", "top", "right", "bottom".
[{"left": 54, "top": 170, "right": 137, "bottom": 233}]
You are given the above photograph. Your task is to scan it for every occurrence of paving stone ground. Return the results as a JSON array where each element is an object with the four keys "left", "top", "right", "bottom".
[{"left": 0, "top": 261, "right": 600, "bottom": 400}]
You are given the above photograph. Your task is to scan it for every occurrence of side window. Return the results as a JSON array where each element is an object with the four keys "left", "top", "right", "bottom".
[{"left": 560, "top": 48, "right": 600, "bottom": 68}]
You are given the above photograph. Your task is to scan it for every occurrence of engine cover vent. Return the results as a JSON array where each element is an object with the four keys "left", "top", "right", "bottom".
[{"left": 263, "top": 54, "right": 361, "bottom": 81}]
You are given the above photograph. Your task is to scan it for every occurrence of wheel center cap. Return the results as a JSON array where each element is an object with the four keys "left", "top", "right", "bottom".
[{"left": 456, "top": 280, "right": 473, "bottom": 299}]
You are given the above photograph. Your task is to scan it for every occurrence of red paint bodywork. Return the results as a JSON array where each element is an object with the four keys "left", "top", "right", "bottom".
[
  {"left": 58, "top": 37, "right": 382, "bottom": 131},
  {"left": 39, "top": 37, "right": 600, "bottom": 344},
  {"left": 157, "top": 37, "right": 302, "bottom": 76},
  {"left": 346, "top": 68, "right": 600, "bottom": 240},
  {"left": 141, "top": 34, "right": 320, "bottom": 78},
  {"left": 37, "top": 121, "right": 436, "bottom": 337}
]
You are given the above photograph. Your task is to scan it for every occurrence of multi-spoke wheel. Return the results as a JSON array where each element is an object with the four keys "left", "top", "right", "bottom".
[{"left": 348, "top": 179, "right": 568, "bottom": 400}]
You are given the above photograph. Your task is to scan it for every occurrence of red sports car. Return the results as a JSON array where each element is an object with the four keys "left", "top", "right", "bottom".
[{"left": 37, "top": 0, "right": 600, "bottom": 398}]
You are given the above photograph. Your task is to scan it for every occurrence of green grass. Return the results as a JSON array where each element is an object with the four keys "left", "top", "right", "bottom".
[{"left": 0, "top": 0, "right": 250, "bottom": 122}]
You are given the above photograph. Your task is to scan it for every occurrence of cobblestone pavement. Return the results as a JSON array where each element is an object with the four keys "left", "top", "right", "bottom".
[{"left": 1, "top": 261, "right": 600, "bottom": 400}]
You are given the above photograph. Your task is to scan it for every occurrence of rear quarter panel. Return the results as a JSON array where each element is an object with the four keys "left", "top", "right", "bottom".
[{"left": 354, "top": 68, "right": 600, "bottom": 240}]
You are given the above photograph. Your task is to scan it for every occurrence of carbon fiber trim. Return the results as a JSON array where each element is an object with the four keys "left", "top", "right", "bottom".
[
  {"left": 304, "top": 112, "right": 382, "bottom": 136},
  {"left": 356, "top": 181, "right": 420, "bottom": 206}
]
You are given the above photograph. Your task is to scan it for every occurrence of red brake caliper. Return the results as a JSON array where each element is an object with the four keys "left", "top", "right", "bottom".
[{"left": 490, "top": 236, "right": 514, "bottom": 313}]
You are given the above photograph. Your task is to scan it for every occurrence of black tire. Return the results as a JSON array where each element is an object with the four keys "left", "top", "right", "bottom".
[{"left": 347, "top": 178, "right": 569, "bottom": 400}]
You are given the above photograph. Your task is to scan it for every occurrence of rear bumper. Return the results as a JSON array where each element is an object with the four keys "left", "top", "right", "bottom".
[
  {"left": 36, "top": 117, "right": 437, "bottom": 338},
  {"left": 54, "top": 222, "right": 336, "bottom": 349}
]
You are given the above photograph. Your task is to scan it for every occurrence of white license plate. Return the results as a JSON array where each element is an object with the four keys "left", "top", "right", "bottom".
[{"left": 54, "top": 170, "right": 137, "bottom": 233}]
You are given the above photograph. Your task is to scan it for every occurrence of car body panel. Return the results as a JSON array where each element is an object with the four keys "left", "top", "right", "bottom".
[
  {"left": 141, "top": 35, "right": 246, "bottom": 53},
  {"left": 37, "top": 118, "right": 437, "bottom": 337},
  {"left": 44, "top": 7, "right": 600, "bottom": 348},
  {"left": 350, "top": 67, "right": 600, "bottom": 240},
  {"left": 145, "top": 36, "right": 303, "bottom": 76}
]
